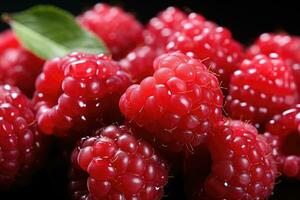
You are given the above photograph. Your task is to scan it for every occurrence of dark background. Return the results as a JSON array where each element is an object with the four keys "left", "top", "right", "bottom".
[
  {"left": 1, "top": 0, "right": 300, "bottom": 199},
  {"left": 1, "top": 0, "right": 300, "bottom": 44}
]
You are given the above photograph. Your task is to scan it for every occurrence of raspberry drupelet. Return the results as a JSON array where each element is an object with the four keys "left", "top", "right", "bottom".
[
  {"left": 119, "top": 7, "right": 187, "bottom": 83},
  {"left": 0, "top": 30, "right": 44, "bottom": 97},
  {"left": 143, "top": 7, "right": 187, "bottom": 49},
  {"left": 0, "top": 30, "right": 19, "bottom": 55},
  {"left": 69, "top": 125, "right": 168, "bottom": 200},
  {"left": 34, "top": 52, "right": 132, "bottom": 137},
  {"left": 119, "top": 45, "right": 159, "bottom": 83},
  {"left": 78, "top": 3, "right": 143, "bottom": 59},
  {"left": 247, "top": 33, "right": 300, "bottom": 94},
  {"left": 166, "top": 13, "right": 244, "bottom": 89},
  {"left": 226, "top": 54, "right": 299, "bottom": 129},
  {"left": 185, "top": 120, "right": 277, "bottom": 200},
  {"left": 119, "top": 52, "right": 223, "bottom": 152},
  {"left": 264, "top": 104, "right": 300, "bottom": 179},
  {"left": 0, "top": 84, "right": 44, "bottom": 188}
]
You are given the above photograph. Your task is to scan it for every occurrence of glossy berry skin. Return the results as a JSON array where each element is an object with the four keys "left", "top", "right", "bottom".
[
  {"left": 247, "top": 33, "right": 300, "bottom": 94},
  {"left": 34, "top": 52, "right": 132, "bottom": 136},
  {"left": 0, "top": 48, "right": 44, "bottom": 97},
  {"left": 264, "top": 104, "right": 300, "bottom": 179},
  {"left": 187, "top": 120, "right": 277, "bottom": 200},
  {"left": 119, "top": 52, "right": 223, "bottom": 152},
  {"left": 0, "top": 84, "right": 44, "bottom": 188},
  {"left": 0, "top": 30, "right": 19, "bottom": 55},
  {"left": 69, "top": 125, "right": 168, "bottom": 200},
  {"left": 226, "top": 54, "right": 299, "bottom": 129},
  {"left": 119, "top": 45, "right": 160, "bottom": 83},
  {"left": 143, "top": 7, "right": 187, "bottom": 49},
  {"left": 0, "top": 30, "right": 44, "bottom": 97},
  {"left": 119, "top": 7, "right": 187, "bottom": 83},
  {"left": 166, "top": 13, "right": 244, "bottom": 89},
  {"left": 78, "top": 3, "right": 143, "bottom": 59}
]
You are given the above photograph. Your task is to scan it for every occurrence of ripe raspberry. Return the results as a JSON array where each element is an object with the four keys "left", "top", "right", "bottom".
[
  {"left": 0, "top": 30, "right": 19, "bottom": 55},
  {"left": 185, "top": 120, "right": 277, "bottom": 200},
  {"left": 118, "top": 7, "right": 187, "bottom": 83},
  {"left": 226, "top": 54, "right": 299, "bottom": 129},
  {"left": 78, "top": 3, "right": 143, "bottom": 59},
  {"left": 34, "top": 52, "right": 132, "bottom": 136},
  {"left": 264, "top": 104, "right": 300, "bottom": 179},
  {"left": 143, "top": 7, "right": 187, "bottom": 49},
  {"left": 69, "top": 125, "right": 168, "bottom": 200},
  {"left": 119, "top": 45, "right": 161, "bottom": 83},
  {"left": 0, "top": 30, "right": 44, "bottom": 97},
  {"left": 0, "top": 47, "right": 44, "bottom": 97},
  {"left": 247, "top": 33, "right": 300, "bottom": 94},
  {"left": 0, "top": 84, "right": 44, "bottom": 188},
  {"left": 119, "top": 52, "right": 223, "bottom": 152},
  {"left": 166, "top": 13, "right": 244, "bottom": 88}
]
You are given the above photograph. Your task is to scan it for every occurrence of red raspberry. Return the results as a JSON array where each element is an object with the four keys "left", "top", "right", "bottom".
[
  {"left": 143, "top": 7, "right": 187, "bottom": 49},
  {"left": 0, "top": 30, "right": 19, "bottom": 54},
  {"left": 69, "top": 125, "right": 168, "bottom": 200},
  {"left": 0, "top": 84, "right": 44, "bottom": 188},
  {"left": 119, "top": 52, "right": 223, "bottom": 152},
  {"left": 119, "top": 45, "right": 161, "bottom": 83},
  {"left": 0, "top": 47, "right": 44, "bottom": 97},
  {"left": 264, "top": 104, "right": 300, "bottom": 179},
  {"left": 34, "top": 52, "right": 132, "bottom": 136},
  {"left": 226, "top": 54, "right": 299, "bottom": 129},
  {"left": 78, "top": 3, "right": 143, "bottom": 59},
  {"left": 185, "top": 120, "right": 277, "bottom": 200},
  {"left": 119, "top": 7, "right": 187, "bottom": 83},
  {"left": 247, "top": 33, "right": 300, "bottom": 94},
  {"left": 166, "top": 13, "right": 244, "bottom": 89},
  {"left": 0, "top": 30, "right": 44, "bottom": 97}
]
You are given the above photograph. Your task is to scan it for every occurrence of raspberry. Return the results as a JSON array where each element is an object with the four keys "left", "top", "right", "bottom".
[
  {"left": 226, "top": 54, "right": 299, "bottom": 129},
  {"left": 69, "top": 125, "right": 168, "bottom": 200},
  {"left": 34, "top": 52, "right": 132, "bottom": 136},
  {"left": 185, "top": 120, "right": 277, "bottom": 200},
  {"left": 166, "top": 13, "right": 244, "bottom": 89},
  {"left": 119, "top": 52, "right": 223, "bottom": 152},
  {"left": 0, "top": 30, "right": 44, "bottom": 97},
  {"left": 264, "top": 104, "right": 300, "bottom": 179},
  {"left": 0, "top": 47, "right": 44, "bottom": 97},
  {"left": 119, "top": 7, "right": 187, "bottom": 83},
  {"left": 0, "top": 84, "right": 44, "bottom": 188},
  {"left": 143, "top": 7, "right": 187, "bottom": 49},
  {"left": 0, "top": 30, "right": 19, "bottom": 55},
  {"left": 119, "top": 45, "right": 161, "bottom": 83},
  {"left": 247, "top": 33, "right": 300, "bottom": 93},
  {"left": 78, "top": 3, "right": 143, "bottom": 59}
]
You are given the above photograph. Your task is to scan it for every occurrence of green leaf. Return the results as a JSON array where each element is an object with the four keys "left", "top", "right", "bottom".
[{"left": 3, "top": 5, "right": 109, "bottom": 59}]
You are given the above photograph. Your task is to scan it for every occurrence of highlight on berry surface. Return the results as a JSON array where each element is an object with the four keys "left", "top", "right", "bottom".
[
  {"left": 3, "top": 5, "right": 109, "bottom": 60},
  {"left": 69, "top": 125, "right": 168, "bottom": 200}
]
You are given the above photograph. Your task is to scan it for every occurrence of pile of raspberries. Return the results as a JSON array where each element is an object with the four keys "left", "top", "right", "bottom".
[{"left": 2, "top": 3, "right": 300, "bottom": 200}]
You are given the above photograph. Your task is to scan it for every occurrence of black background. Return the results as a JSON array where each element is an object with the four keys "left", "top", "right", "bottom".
[
  {"left": 1, "top": 0, "right": 300, "bottom": 199},
  {"left": 1, "top": 0, "right": 300, "bottom": 44}
]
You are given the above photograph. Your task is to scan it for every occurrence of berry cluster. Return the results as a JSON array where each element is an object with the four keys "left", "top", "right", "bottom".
[
  {"left": 0, "top": 85, "right": 45, "bottom": 188},
  {"left": 34, "top": 52, "right": 132, "bottom": 137},
  {"left": 120, "top": 52, "right": 223, "bottom": 152},
  {"left": 226, "top": 54, "right": 299, "bottom": 129},
  {"left": 70, "top": 125, "right": 168, "bottom": 200},
  {"left": 1, "top": 3, "right": 300, "bottom": 200},
  {"left": 166, "top": 13, "right": 245, "bottom": 89}
]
